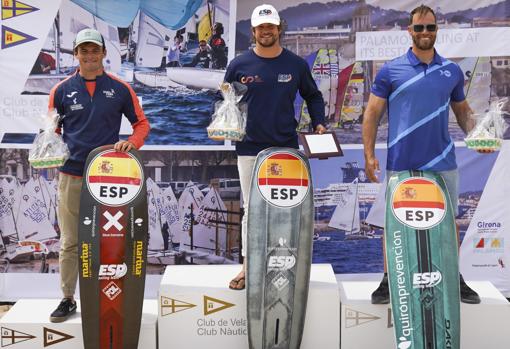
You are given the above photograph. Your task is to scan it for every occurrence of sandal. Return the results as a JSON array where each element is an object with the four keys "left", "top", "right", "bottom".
[{"left": 229, "top": 276, "right": 245, "bottom": 290}]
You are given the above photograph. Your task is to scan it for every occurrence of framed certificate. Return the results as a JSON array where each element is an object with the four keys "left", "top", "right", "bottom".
[{"left": 299, "top": 132, "right": 343, "bottom": 159}]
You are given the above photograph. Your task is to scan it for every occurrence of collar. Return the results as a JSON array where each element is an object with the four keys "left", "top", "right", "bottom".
[{"left": 406, "top": 48, "right": 443, "bottom": 66}]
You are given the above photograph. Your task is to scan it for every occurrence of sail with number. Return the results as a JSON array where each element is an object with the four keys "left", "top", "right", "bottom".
[
  {"left": 180, "top": 187, "right": 227, "bottom": 254},
  {"left": 161, "top": 185, "right": 181, "bottom": 244},
  {"left": 178, "top": 182, "right": 204, "bottom": 250},
  {"left": 15, "top": 178, "right": 57, "bottom": 241},
  {"left": 146, "top": 178, "right": 164, "bottom": 251},
  {"left": 329, "top": 179, "right": 360, "bottom": 234}
]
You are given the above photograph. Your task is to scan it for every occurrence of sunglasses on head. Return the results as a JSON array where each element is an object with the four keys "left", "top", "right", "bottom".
[{"left": 412, "top": 24, "right": 437, "bottom": 32}]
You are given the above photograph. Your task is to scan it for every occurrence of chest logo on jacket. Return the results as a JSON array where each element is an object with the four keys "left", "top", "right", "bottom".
[
  {"left": 240, "top": 75, "right": 263, "bottom": 84},
  {"left": 439, "top": 69, "right": 451, "bottom": 78},
  {"left": 69, "top": 95, "right": 84, "bottom": 111},
  {"left": 103, "top": 89, "right": 116, "bottom": 98}
]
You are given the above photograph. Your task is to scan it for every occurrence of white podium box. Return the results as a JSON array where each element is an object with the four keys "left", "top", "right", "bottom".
[
  {"left": 338, "top": 274, "right": 510, "bottom": 349},
  {"left": 0, "top": 299, "right": 157, "bottom": 349},
  {"left": 158, "top": 264, "right": 339, "bottom": 349}
]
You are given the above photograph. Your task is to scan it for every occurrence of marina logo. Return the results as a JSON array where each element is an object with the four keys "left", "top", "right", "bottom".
[
  {"left": 44, "top": 327, "right": 74, "bottom": 347},
  {"left": 160, "top": 296, "right": 196, "bottom": 316},
  {"left": 344, "top": 308, "right": 380, "bottom": 328},
  {"left": 102, "top": 281, "right": 122, "bottom": 301},
  {"left": 268, "top": 255, "right": 296, "bottom": 270},
  {"left": 1, "top": 327, "right": 35, "bottom": 347},
  {"left": 412, "top": 271, "right": 442, "bottom": 288},
  {"left": 1, "top": 25, "right": 36, "bottom": 49},
  {"left": 203, "top": 295, "right": 235, "bottom": 316},
  {"left": 98, "top": 263, "right": 127, "bottom": 280}
]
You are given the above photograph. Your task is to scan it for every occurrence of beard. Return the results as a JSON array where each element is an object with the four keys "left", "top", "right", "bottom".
[
  {"left": 413, "top": 34, "right": 436, "bottom": 50},
  {"left": 255, "top": 34, "right": 278, "bottom": 48}
]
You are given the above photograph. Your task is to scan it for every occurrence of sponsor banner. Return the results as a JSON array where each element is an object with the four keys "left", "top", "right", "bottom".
[
  {"left": 460, "top": 140, "right": 510, "bottom": 297},
  {"left": 356, "top": 27, "right": 510, "bottom": 61},
  {"left": 0, "top": 0, "right": 61, "bottom": 95}
]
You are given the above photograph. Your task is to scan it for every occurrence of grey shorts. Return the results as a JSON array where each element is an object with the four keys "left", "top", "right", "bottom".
[{"left": 387, "top": 169, "right": 459, "bottom": 217}]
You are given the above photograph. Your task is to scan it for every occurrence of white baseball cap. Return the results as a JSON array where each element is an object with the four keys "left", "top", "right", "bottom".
[
  {"left": 74, "top": 28, "right": 103, "bottom": 49},
  {"left": 251, "top": 4, "right": 280, "bottom": 27}
]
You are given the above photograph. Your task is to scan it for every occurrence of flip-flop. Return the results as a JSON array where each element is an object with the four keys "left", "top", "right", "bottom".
[{"left": 229, "top": 276, "right": 245, "bottom": 290}]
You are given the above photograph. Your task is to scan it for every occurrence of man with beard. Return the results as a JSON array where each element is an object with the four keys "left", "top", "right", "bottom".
[
  {"left": 224, "top": 4, "right": 326, "bottom": 290},
  {"left": 362, "top": 5, "right": 482, "bottom": 304}
]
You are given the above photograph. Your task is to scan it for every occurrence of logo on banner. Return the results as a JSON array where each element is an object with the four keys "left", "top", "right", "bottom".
[
  {"left": 344, "top": 308, "right": 380, "bottom": 328},
  {"left": 267, "top": 255, "right": 296, "bottom": 270},
  {"left": 1, "top": 327, "right": 35, "bottom": 347},
  {"left": 1, "top": 25, "right": 36, "bottom": 49},
  {"left": 1, "top": 0, "right": 38, "bottom": 20},
  {"left": 256, "top": 152, "right": 309, "bottom": 208},
  {"left": 203, "top": 295, "right": 235, "bottom": 316},
  {"left": 102, "top": 281, "right": 122, "bottom": 301},
  {"left": 391, "top": 177, "right": 446, "bottom": 229},
  {"left": 473, "top": 237, "right": 504, "bottom": 253},
  {"left": 160, "top": 296, "right": 196, "bottom": 316},
  {"left": 43, "top": 327, "right": 74, "bottom": 347},
  {"left": 86, "top": 150, "right": 143, "bottom": 206}
]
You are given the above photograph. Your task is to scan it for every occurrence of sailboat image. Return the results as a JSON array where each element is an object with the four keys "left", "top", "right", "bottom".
[{"left": 328, "top": 178, "right": 380, "bottom": 240}]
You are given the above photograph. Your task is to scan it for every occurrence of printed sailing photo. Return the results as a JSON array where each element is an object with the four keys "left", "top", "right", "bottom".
[
  {"left": 236, "top": 0, "right": 510, "bottom": 144},
  {"left": 15, "top": 0, "right": 232, "bottom": 147},
  {"left": 0, "top": 148, "right": 244, "bottom": 274}
]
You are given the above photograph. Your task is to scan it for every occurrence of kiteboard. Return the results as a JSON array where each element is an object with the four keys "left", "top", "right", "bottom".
[
  {"left": 79, "top": 145, "right": 148, "bottom": 349},
  {"left": 247, "top": 147, "right": 314, "bottom": 349},
  {"left": 385, "top": 170, "right": 460, "bottom": 349}
]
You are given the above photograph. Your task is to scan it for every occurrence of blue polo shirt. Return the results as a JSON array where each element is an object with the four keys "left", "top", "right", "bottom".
[{"left": 372, "top": 49, "right": 465, "bottom": 171}]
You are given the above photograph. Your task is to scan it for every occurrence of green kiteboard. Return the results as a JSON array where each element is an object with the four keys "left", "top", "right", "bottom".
[{"left": 385, "top": 171, "right": 460, "bottom": 349}]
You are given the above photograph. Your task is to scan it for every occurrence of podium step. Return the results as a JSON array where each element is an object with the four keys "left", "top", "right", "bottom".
[
  {"left": 338, "top": 273, "right": 510, "bottom": 349},
  {"left": 0, "top": 299, "right": 157, "bottom": 348},
  {"left": 158, "top": 264, "right": 340, "bottom": 348}
]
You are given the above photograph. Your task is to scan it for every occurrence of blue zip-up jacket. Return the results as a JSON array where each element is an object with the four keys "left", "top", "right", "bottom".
[{"left": 49, "top": 71, "right": 150, "bottom": 176}]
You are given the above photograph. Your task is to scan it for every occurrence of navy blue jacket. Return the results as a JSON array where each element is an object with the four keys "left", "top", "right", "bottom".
[{"left": 224, "top": 48, "right": 325, "bottom": 156}]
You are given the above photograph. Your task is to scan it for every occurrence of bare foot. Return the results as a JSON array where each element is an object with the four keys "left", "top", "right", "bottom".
[{"left": 229, "top": 269, "right": 245, "bottom": 290}]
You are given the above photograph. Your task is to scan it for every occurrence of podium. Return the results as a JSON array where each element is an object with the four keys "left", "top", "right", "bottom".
[
  {"left": 158, "top": 264, "right": 339, "bottom": 348},
  {"left": 0, "top": 299, "right": 157, "bottom": 348},
  {"left": 338, "top": 274, "right": 510, "bottom": 349}
]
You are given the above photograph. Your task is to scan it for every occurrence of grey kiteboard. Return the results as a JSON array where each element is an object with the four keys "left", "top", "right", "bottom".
[{"left": 247, "top": 147, "right": 314, "bottom": 349}]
